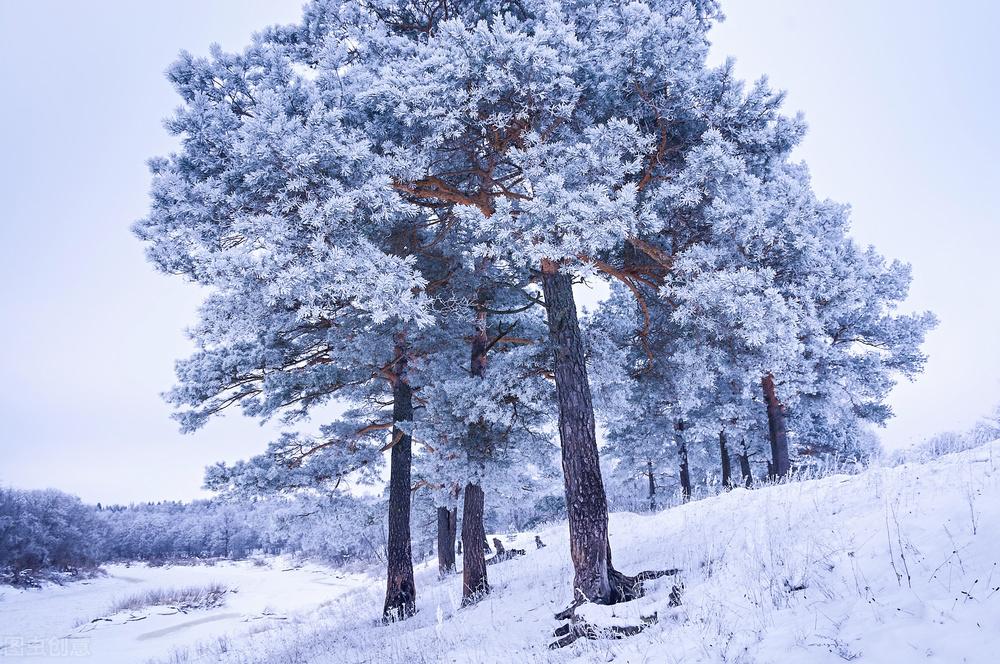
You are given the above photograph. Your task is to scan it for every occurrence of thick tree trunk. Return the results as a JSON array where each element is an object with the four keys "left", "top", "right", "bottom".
[
  {"left": 719, "top": 431, "right": 732, "bottom": 489},
  {"left": 383, "top": 336, "right": 416, "bottom": 622},
  {"left": 762, "top": 374, "right": 791, "bottom": 478},
  {"left": 647, "top": 459, "right": 656, "bottom": 511},
  {"left": 461, "top": 482, "right": 489, "bottom": 604},
  {"left": 437, "top": 506, "right": 457, "bottom": 576},
  {"left": 541, "top": 260, "right": 615, "bottom": 604}
]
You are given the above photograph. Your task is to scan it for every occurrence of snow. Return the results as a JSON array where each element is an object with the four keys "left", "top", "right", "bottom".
[
  {"left": 0, "top": 558, "right": 368, "bottom": 663},
  {"left": 4, "top": 441, "right": 999, "bottom": 663}
]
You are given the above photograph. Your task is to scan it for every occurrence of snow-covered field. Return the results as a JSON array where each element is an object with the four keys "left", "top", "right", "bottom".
[
  {"left": 0, "top": 559, "right": 368, "bottom": 663},
  {"left": 4, "top": 441, "right": 999, "bottom": 663}
]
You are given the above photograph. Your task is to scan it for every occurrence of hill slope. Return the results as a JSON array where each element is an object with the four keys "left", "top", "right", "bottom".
[{"left": 184, "top": 441, "right": 1000, "bottom": 663}]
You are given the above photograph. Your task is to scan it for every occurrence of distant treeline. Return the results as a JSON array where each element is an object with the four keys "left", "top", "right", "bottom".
[
  {"left": 0, "top": 483, "right": 567, "bottom": 586},
  {"left": 0, "top": 489, "right": 386, "bottom": 583},
  {"left": 889, "top": 406, "right": 1000, "bottom": 465},
  {"left": 0, "top": 488, "right": 104, "bottom": 580},
  {"left": 7, "top": 408, "right": 995, "bottom": 587}
]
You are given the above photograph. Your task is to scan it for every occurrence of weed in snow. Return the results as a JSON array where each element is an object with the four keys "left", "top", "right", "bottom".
[{"left": 107, "top": 583, "right": 229, "bottom": 616}]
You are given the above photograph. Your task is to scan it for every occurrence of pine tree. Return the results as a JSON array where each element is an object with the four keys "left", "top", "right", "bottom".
[
  {"left": 133, "top": 35, "right": 439, "bottom": 621},
  {"left": 137, "top": 0, "right": 936, "bottom": 617}
]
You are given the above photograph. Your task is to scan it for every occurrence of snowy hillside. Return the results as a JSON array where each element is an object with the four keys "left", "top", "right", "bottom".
[
  {"left": 4, "top": 442, "right": 999, "bottom": 664},
  {"left": 215, "top": 441, "right": 1000, "bottom": 664}
]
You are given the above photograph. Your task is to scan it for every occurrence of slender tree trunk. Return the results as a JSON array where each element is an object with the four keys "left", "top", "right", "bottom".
[
  {"left": 383, "top": 336, "right": 416, "bottom": 621},
  {"left": 437, "top": 506, "right": 456, "bottom": 576},
  {"left": 678, "top": 445, "right": 692, "bottom": 502},
  {"left": 541, "top": 259, "right": 614, "bottom": 604},
  {"left": 647, "top": 459, "right": 656, "bottom": 512},
  {"left": 762, "top": 373, "right": 791, "bottom": 478},
  {"left": 738, "top": 442, "right": 753, "bottom": 488},
  {"left": 461, "top": 482, "right": 488, "bottom": 603},
  {"left": 719, "top": 431, "right": 732, "bottom": 489},
  {"left": 461, "top": 292, "right": 491, "bottom": 604},
  {"left": 676, "top": 421, "right": 692, "bottom": 502}
]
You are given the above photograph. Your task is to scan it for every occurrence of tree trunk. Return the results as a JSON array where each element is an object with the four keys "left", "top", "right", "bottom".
[
  {"left": 383, "top": 336, "right": 416, "bottom": 622},
  {"left": 461, "top": 291, "right": 492, "bottom": 605},
  {"left": 676, "top": 421, "right": 692, "bottom": 502},
  {"left": 738, "top": 442, "right": 753, "bottom": 488},
  {"left": 678, "top": 444, "right": 692, "bottom": 502},
  {"left": 719, "top": 431, "right": 732, "bottom": 489},
  {"left": 541, "top": 260, "right": 615, "bottom": 604},
  {"left": 437, "top": 506, "right": 456, "bottom": 576},
  {"left": 461, "top": 482, "right": 489, "bottom": 604},
  {"left": 762, "top": 373, "right": 791, "bottom": 478},
  {"left": 646, "top": 459, "right": 656, "bottom": 512}
]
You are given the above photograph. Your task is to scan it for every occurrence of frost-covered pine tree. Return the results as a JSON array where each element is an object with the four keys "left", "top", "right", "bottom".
[
  {"left": 596, "top": 63, "right": 932, "bottom": 498},
  {"left": 755, "top": 169, "right": 936, "bottom": 465},
  {"left": 137, "top": 0, "right": 935, "bottom": 618},
  {"left": 133, "top": 34, "right": 443, "bottom": 620},
  {"left": 405, "top": 256, "right": 556, "bottom": 603},
  {"left": 315, "top": 0, "right": 734, "bottom": 605},
  {"left": 271, "top": 0, "right": 814, "bottom": 606},
  {"left": 592, "top": 56, "right": 805, "bottom": 503}
]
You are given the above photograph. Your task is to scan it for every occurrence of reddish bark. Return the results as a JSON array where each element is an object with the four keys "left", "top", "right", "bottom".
[{"left": 762, "top": 374, "right": 791, "bottom": 478}]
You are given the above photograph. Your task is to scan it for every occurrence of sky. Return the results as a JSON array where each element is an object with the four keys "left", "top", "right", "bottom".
[{"left": 0, "top": 1, "right": 997, "bottom": 504}]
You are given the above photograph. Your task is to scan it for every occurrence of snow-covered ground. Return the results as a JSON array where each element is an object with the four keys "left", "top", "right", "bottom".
[
  {"left": 0, "top": 558, "right": 368, "bottom": 663},
  {"left": 4, "top": 441, "right": 999, "bottom": 663}
]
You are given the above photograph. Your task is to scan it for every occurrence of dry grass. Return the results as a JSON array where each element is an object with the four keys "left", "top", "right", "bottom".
[{"left": 108, "top": 583, "right": 228, "bottom": 614}]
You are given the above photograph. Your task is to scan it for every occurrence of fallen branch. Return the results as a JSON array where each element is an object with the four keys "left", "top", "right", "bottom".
[
  {"left": 551, "top": 567, "right": 682, "bottom": 646},
  {"left": 549, "top": 610, "right": 660, "bottom": 649},
  {"left": 485, "top": 537, "right": 526, "bottom": 565}
]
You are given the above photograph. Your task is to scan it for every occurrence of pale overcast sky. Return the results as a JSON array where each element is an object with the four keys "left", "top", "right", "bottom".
[{"left": 0, "top": 1, "right": 996, "bottom": 504}]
